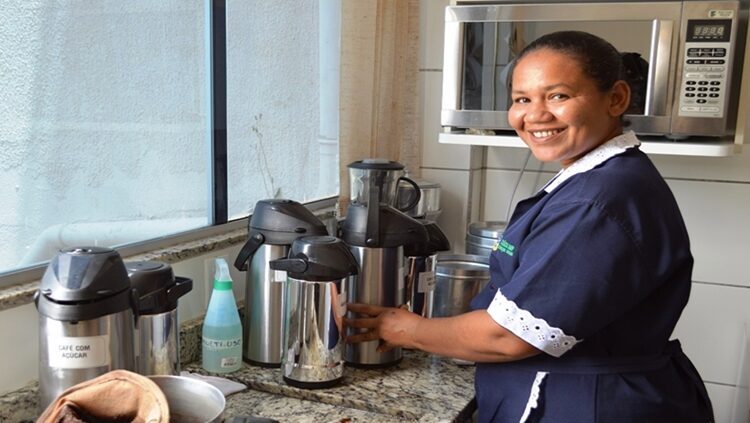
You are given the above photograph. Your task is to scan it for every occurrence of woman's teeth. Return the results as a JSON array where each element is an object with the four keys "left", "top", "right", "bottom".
[{"left": 531, "top": 129, "right": 560, "bottom": 138}]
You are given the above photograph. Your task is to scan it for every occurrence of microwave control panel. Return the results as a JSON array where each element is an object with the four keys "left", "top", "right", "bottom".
[{"left": 678, "top": 19, "right": 733, "bottom": 119}]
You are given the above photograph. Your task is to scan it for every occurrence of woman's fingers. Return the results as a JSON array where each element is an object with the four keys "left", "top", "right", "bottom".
[
  {"left": 347, "top": 303, "right": 387, "bottom": 316},
  {"left": 344, "top": 316, "right": 378, "bottom": 329}
]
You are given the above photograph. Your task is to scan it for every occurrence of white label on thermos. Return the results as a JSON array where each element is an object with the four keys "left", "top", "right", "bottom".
[
  {"left": 272, "top": 270, "right": 287, "bottom": 283},
  {"left": 418, "top": 271, "right": 436, "bottom": 293},
  {"left": 48, "top": 335, "right": 110, "bottom": 369}
]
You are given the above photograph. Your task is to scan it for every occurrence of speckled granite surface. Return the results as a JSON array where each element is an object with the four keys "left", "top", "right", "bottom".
[
  {"left": 0, "top": 351, "right": 475, "bottom": 423},
  {"left": 185, "top": 350, "right": 476, "bottom": 422}
]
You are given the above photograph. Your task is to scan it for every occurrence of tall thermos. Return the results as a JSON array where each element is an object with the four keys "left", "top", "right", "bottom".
[
  {"left": 404, "top": 221, "right": 451, "bottom": 318},
  {"left": 126, "top": 261, "right": 193, "bottom": 375},
  {"left": 342, "top": 206, "right": 428, "bottom": 367},
  {"left": 270, "top": 236, "right": 358, "bottom": 388},
  {"left": 34, "top": 247, "right": 139, "bottom": 409},
  {"left": 233, "top": 199, "right": 328, "bottom": 367}
]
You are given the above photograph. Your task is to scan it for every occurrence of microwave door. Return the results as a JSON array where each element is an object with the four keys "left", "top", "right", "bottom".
[{"left": 442, "top": 3, "right": 681, "bottom": 136}]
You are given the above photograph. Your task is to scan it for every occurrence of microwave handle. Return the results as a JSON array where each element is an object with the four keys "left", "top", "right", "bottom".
[{"left": 645, "top": 19, "right": 673, "bottom": 117}]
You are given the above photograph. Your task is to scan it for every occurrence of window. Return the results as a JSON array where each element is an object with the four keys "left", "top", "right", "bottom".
[{"left": 0, "top": 0, "right": 340, "bottom": 278}]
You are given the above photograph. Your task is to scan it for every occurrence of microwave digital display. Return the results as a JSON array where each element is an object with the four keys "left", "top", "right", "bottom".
[{"left": 687, "top": 19, "right": 731, "bottom": 42}]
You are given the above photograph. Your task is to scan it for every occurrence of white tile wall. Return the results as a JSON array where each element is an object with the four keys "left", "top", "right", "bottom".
[
  {"left": 422, "top": 168, "right": 471, "bottom": 253},
  {"left": 0, "top": 303, "right": 39, "bottom": 394},
  {"left": 418, "top": 1, "right": 750, "bottom": 421},
  {"left": 420, "top": 71, "right": 472, "bottom": 170}
]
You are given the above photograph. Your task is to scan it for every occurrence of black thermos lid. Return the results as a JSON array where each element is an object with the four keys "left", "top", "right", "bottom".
[
  {"left": 127, "top": 261, "right": 193, "bottom": 315},
  {"left": 35, "top": 247, "right": 137, "bottom": 321}
]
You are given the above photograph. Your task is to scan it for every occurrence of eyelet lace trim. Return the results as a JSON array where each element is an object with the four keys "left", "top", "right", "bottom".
[
  {"left": 487, "top": 289, "right": 580, "bottom": 358},
  {"left": 544, "top": 131, "right": 641, "bottom": 193},
  {"left": 519, "top": 371, "right": 547, "bottom": 423}
]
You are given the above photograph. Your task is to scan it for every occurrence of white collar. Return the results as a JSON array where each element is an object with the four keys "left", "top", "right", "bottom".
[{"left": 542, "top": 131, "right": 641, "bottom": 193}]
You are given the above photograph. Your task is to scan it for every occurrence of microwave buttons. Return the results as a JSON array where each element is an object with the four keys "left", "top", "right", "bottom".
[
  {"left": 698, "top": 81, "right": 709, "bottom": 85},
  {"left": 710, "top": 81, "right": 721, "bottom": 85},
  {"left": 681, "top": 106, "right": 701, "bottom": 112}
]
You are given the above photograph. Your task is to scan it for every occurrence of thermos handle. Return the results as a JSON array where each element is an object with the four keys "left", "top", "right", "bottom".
[
  {"left": 234, "top": 232, "right": 265, "bottom": 271},
  {"left": 269, "top": 257, "right": 308, "bottom": 274},
  {"left": 365, "top": 183, "right": 380, "bottom": 247},
  {"left": 167, "top": 276, "right": 193, "bottom": 303},
  {"left": 397, "top": 176, "right": 421, "bottom": 213}
]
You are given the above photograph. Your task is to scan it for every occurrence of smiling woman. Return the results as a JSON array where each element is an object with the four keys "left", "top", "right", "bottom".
[{"left": 508, "top": 32, "right": 631, "bottom": 167}]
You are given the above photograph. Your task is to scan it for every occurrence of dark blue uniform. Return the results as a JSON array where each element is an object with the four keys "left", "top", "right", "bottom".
[{"left": 470, "top": 133, "right": 713, "bottom": 422}]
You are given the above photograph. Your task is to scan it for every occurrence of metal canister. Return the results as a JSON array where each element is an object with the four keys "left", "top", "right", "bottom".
[
  {"left": 433, "top": 254, "right": 490, "bottom": 318},
  {"left": 465, "top": 221, "right": 507, "bottom": 257}
]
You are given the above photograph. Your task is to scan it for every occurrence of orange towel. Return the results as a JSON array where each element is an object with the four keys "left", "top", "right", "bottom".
[{"left": 37, "top": 370, "right": 169, "bottom": 423}]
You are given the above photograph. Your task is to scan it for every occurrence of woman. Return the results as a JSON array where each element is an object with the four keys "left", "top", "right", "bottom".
[{"left": 346, "top": 31, "right": 713, "bottom": 422}]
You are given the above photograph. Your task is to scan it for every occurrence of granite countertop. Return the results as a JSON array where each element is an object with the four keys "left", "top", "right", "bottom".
[
  {"left": 191, "top": 350, "right": 476, "bottom": 423},
  {"left": 0, "top": 350, "right": 475, "bottom": 423}
]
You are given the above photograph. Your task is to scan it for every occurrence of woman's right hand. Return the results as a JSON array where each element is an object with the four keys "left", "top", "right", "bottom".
[{"left": 345, "top": 303, "right": 422, "bottom": 352}]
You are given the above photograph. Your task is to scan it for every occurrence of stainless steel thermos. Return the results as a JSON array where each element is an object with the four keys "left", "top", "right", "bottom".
[
  {"left": 34, "top": 247, "right": 139, "bottom": 409},
  {"left": 404, "top": 221, "right": 451, "bottom": 318},
  {"left": 127, "top": 261, "right": 193, "bottom": 376},
  {"left": 234, "top": 199, "right": 328, "bottom": 367},
  {"left": 270, "top": 236, "right": 358, "bottom": 388}
]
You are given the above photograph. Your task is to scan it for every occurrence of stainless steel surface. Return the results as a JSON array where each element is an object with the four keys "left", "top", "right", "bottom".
[
  {"left": 345, "top": 246, "right": 405, "bottom": 367},
  {"left": 466, "top": 221, "right": 506, "bottom": 257},
  {"left": 442, "top": 1, "right": 746, "bottom": 139},
  {"left": 137, "top": 310, "right": 179, "bottom": 375},
  {"left": 433, "top": 254, "right": 490, "bottom": 318},
  {"left": 149, "top": 375, "right": 225, "bottom": 423},
  {"left": 244, "top": 244, "right": 288, "bottom": 366},
  {"left": 396, "top": 179, "right": 442, "bottom": 218},
  {"left": 38, "top": 312, "right": 136, "bottom": 409},
  {"left": 282, "top": 276, "right": 346, "bottom": 386},
  {"left": 405, "top": 254, "right": 437, "bottom": 318}
]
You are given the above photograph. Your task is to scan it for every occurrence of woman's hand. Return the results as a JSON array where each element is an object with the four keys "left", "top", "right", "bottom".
[{"left": 345, "top": 303, "right": 422, "bottom": 352}]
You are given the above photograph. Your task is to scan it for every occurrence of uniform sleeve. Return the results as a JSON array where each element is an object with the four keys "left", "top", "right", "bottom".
[{"left": 487, "top": 200, "right": 648, "bottom": 357}]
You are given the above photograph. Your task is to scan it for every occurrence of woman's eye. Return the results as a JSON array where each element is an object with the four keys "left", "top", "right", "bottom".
[
  {"left": 513, "top": 97, "right": 529, "bottom": 104},
  {"left": 550, "top": 93, "right": 569, "bottom": 101}
]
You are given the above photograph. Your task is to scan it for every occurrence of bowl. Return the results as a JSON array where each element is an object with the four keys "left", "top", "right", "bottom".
[{"left": 148, "top": 375, "right": 225, "bottom": 423}]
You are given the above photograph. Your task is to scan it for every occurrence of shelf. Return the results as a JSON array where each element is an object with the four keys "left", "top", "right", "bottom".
[{"left": 438, "top": 132, "right": 742, "bottom": 157}]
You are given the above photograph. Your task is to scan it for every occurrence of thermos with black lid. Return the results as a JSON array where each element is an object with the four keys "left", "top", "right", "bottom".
[
  {"left": 404, "top": 221, "right": 451, "bottom": 318},
  {"left": 234, "top": 199, "right": 328, "bottom": 367},
  {"left": 126, "top": 260, "right": 193, "bottom": 376},
  {"left": 270, "top": 235, "right": 358, "bottom": 388},
  {"left": 34, "top": 247, "right": 139, "bottom": 409}
]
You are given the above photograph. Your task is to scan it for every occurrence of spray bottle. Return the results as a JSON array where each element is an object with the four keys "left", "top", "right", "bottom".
[{"left": 202, "top": 258, "right": 242, "bottom": 373}]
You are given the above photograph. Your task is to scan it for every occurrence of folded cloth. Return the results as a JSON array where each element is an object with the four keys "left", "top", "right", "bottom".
[
  {"left": 179, "top": 371, "right": 247, "bottom": 396},
  {"left": 37, "top": 370, "right": 169, "bottom": 423}
]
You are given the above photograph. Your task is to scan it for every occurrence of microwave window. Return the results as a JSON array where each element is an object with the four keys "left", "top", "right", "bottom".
[{"left": 460, "top": 21, "right": 654, "bottom": 115}]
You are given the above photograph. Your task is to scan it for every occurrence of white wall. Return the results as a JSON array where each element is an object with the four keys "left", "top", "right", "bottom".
[{"left": 419, "top": 1, "right": 750, "bottom": 422}]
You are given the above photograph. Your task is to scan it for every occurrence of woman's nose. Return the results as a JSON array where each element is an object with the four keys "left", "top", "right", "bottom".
[{"left": 524, "top": 102, "right": 553, "bottom": 123}]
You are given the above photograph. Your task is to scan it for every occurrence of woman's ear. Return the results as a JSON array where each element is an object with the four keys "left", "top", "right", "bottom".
[{"left": 608, "top": 80, "right": 631, "bottom": 117}]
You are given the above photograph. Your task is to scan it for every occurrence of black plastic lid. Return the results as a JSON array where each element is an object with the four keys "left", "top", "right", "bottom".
[
  {"left": 35, "top": 247, "right": 136, "bottom": 321},
  {"left": 248, "top": 199, "right": 328, "bottom": 244},
  {"left": 347, "top": 159, "right": 404, "bottom": 171},
  {"left": 404, "top": 221, "right": 451, "bottom": 257},
  {"left": 269, "top": 236, "right": 359, "bottom": 281},
  {"left": 341, "top": 204, "right": 429, "bottom": 248},
  {"left": 126, "top": 261, "right": 193, "bottom": 314}
]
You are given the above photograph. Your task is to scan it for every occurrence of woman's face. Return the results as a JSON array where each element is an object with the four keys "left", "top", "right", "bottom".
[{"left": 508, "top": 48, "right": 630, "bottom": 167}]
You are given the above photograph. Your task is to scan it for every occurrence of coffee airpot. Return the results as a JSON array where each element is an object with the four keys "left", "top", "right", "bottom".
[
  {"left": 403, "top": 221, "right": 451, "bottom": 318},
  {"left": 34, "top": 247, "right": 139, "bottom": 409},
  {"left": 126, "top": 261, "right": 193, "bottom": 375},
  {"left": 234, "top": 199, "right": 328, "bottom": 367},
  {"left": 270, "top": 236, "right": 358, "bottom": 388},
  {"left": 342, "top": 158, "right": 430, "bottom": 368}
]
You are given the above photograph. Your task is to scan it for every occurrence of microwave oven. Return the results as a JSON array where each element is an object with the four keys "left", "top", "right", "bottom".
[{"left": 441, "top": 0, "right": 749, "bottom": 140}]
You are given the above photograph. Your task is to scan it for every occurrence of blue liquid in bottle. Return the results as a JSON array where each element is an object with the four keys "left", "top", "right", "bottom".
[{"left": 202, "top": 258, "right": 242, "bottom": 373}]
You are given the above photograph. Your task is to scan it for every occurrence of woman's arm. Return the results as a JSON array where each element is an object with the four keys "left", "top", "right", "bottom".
[{"left": 345, "top": 304, "right": 541, "bottom": 363}]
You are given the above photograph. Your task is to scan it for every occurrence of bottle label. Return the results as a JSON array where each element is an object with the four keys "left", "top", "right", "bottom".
[
  {"left": 48, "top": 335, "right": 110, "bottom": 369},
  {"left": 221, "top": 356, "right": 240, "bottom": 368},
  {"left": 202, "top": 337, "right": 242, "bottom": 350},
  {"left": 418, "top": 271, "right": 436, "bottom": 293}
]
